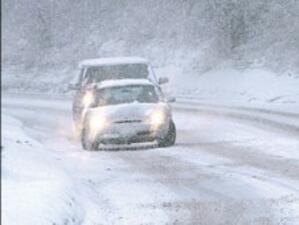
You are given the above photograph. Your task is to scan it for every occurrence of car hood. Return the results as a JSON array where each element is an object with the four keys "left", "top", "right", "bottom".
[{"left": 88, "top": 102, "right": 170, "bottom": 122}]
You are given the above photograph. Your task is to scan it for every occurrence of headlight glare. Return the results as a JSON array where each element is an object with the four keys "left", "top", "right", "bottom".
[
  {"left": 88, "top": 115, "right": 109, "bottom": 140},
  {"left": 147, "top": 111, "right": 165, "bottom": 130},
  {"left": 82, "top": 91, "right": 95, "bottom": 108}
]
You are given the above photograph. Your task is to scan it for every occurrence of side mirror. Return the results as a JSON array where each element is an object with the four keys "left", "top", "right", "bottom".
[
  {"left": 166, "top": 97, "right": 176, "bottom": 103},
  {"left": 158, "top": 77, "right": 169, "bottom": 85},
  {"left": 68, "top": 83, "right": 80, "bottom": 90}
]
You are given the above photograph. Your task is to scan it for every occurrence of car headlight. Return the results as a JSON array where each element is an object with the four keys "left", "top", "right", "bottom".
[
  {"left": 88, "top": 115, "right": 109, "bottom": 140},
  {"left": 147, "top": 111, "right": 166, "bottom": 130},
  {"left": 82, "top": 90, "right": 95, "bottom": 108}
]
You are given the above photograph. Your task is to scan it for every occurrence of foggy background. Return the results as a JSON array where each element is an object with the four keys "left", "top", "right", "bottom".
[
  {"left": 2, "top": 0, "right": 299, "bottom": 91},
  {"left": 3, "top": 3, "right": 299, "bottom": 224}
]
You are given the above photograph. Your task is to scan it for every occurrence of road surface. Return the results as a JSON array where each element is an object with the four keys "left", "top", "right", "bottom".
[{"left": 3, "top": 93, "right": 299, "bottom": 225}]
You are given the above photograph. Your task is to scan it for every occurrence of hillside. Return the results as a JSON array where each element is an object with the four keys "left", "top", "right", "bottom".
[{"left": 2, "top": 0, "right": 299, "bottom": 93}]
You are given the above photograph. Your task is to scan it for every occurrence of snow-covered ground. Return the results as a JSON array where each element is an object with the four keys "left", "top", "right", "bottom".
[
  {"left": 2, "top": 114, "right": 84, "bottom": 225},
  {"left": 3, "top": 0, "right": 299, "bottom": 223},
  {"left": 161, "top": 68, "right": 299, "bottom": 112},
  {"left": 2, "top": 93, "right": 299, "bottom": 225},
  {"left": 3, "top": 67, "right": 299, "bottom": 112}
]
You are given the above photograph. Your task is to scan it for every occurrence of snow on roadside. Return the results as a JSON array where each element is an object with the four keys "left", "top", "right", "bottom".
[
  {"left": 3, "top": 67, "right": 299, "bottom": 114},
  {"left": 159, "top": 68, "right": 299, "bottom": 112},
  {"left": 2, "top": 114, "right": 85, "bottom": 225}
]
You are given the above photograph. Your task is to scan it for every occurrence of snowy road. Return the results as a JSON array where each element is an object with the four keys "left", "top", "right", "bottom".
[{"left": 2, "top": 94, "right": 299, "bottom": 225}]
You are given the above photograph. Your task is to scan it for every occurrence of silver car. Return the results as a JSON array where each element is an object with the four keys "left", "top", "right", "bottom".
[
  {"left": 69, "top": 57, "right": 169, "bottom": 130},
  {"left": 80, "top": 79, "right": 176, "bottom": 150}
]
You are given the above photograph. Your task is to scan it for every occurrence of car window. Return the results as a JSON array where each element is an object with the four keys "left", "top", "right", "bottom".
[
  {"left": 84, "top": 64, "right": 149, "bottom": 84},
  {"left": 95, "top": 85, "right": 160, "bottom": 106}
]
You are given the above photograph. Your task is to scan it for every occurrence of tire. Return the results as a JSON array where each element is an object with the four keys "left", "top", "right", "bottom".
[
  {"left": 157, "top": 120, "right": 176, "bottom": 147},
  {"left": 81, "top": 128, "right": 97, "bottom": 151}
]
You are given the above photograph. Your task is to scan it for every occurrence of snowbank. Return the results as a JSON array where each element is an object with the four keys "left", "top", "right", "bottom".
[
  {"left": 2, "top": 114, "right": 84, "bottom": 225},
  {"left": 159, "top": 68, "right": 299, "bottom": 111},
  {"left": 2, "top": 65, "right": 299, "bottom": 113}
]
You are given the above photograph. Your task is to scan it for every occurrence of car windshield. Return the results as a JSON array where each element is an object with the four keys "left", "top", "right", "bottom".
[
  {"left": 83, "top": 64, "right": 148, "bottom": 84},
  {"left": 95, "top": 85, "right": 160, "bottom": 106}
]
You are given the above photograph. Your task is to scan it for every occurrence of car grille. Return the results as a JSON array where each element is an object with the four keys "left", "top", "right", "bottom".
[
  {"left": 137, "top": 130, "right": 151, "bottom": 136},
  {"left": 113, "top": 119, "right": 142, "bottom": 124}
]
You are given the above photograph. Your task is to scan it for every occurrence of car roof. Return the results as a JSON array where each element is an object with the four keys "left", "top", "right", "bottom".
[
  {"left": 93, "top": 79, "right": 154, "bottom": 89},
  {"left": 79, "top": 57, "right": 148, "bottom": 68}
]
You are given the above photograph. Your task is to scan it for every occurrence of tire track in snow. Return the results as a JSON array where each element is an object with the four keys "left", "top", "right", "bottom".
[
  {"left": 174, "top": 104, "right": 299, "bottom": 137},
  {"left": 3, "top": 94, "right": 299, "bottom": 225}
]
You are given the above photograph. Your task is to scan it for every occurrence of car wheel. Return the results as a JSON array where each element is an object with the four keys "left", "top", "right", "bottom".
[
  {"left": 157, "top": 120, "right": 176, "bottom": 147},
  {"left": 81, "top": 128, "right": 97, "bottom": 151}
]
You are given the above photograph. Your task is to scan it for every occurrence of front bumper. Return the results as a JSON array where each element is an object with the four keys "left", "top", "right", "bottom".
[{"left": 93, "top": 121, "right": 168, "bottom": 145}]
